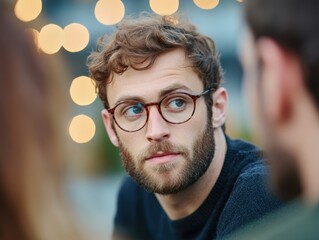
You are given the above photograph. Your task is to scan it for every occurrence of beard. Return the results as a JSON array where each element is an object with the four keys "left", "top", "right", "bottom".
[
  {"left": 264, "top": 137, "right": 302, "bottom": 201},
  {"left": 117, "top": 121, "right": 215, "bottom": 195}
]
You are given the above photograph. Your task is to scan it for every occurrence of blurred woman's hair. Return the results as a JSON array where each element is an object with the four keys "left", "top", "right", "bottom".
[{"left": 0, "top": 4, "right": 82, "bottom": 240}]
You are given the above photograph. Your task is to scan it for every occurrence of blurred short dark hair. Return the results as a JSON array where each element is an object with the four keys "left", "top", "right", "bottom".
[{"left": 245, "top": 0, "right": 319, "bottom": 109}]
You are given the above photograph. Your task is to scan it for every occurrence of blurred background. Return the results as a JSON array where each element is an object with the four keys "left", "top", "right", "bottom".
[{"left": 8, "top": 0, "right": 250, "bottom": 238}]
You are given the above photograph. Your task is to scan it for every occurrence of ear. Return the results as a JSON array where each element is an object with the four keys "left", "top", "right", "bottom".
[
  {"left": 256, "top": 38, "right": 293, "bottom": 124},
  {"left": 212, "top": 87, "right": 228, "bottom": 128},
  {"left": 101, "top": 109, "right": 119, "bottom": 147}
]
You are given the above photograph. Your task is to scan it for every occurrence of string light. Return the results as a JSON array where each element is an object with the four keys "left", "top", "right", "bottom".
[
  {"left": 38, "top": 24, "right": 63, "bottom": 54},
  {"left": 149, "top": 0, "right": 179, "bottom": 15},
  {"left": 193, "top": 0, "right": 220, "bottom": 10},
  {"left": 69, "top": 115, "right": 96, "bottom": 143},
  {"left": 70, "top": 76, "right": 97, "bottom": 106},
  {"left": 14, "top": 0, "right": 42, "bottom": 22},
  {"left": 95, "top": 0, "right": 125, "bottom": 25},
  {"left": 63, "top": 23, "right": 90, "bottom": 52}
]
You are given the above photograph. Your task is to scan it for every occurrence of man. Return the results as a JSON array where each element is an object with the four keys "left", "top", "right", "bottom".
[
  {"left": 88, "top": 14, "right": 282, "bottom": 239},
  {"left": 236, "top": 0, "right": 319, "bottom": 238}
]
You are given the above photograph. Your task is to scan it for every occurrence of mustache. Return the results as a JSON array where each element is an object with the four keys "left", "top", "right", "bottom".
[{"left": 138, "top": 141, "right": 188, "bottom": 161}]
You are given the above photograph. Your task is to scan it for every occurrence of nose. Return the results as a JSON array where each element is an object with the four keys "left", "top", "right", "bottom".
[{"left": 145, "top": 105, "right": 170, "bottom": 142}]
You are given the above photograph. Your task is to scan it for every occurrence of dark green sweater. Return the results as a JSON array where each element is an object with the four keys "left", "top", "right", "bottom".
[
  {"left": 113, "top": 136, "right": 283, "bottom": 239},
  {"left": 228, "top": 200, "right": 319, "bottom": 240}
]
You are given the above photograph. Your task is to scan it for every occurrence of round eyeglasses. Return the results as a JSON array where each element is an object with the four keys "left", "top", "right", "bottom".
[{"left": 107, "top": 88, "right": 213, "bottom": 132}]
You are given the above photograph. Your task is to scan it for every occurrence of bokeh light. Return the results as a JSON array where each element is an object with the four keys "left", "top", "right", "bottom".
[
  {"left": 193, "top": 0, "right": 220, "bottom": 10},
  {"left": 236, "top": 0, "right": 244, "bottom": 2},
  {"left": 69, "top": 115, "right": 96, "bottom": 143},
  {"left": 63, "top": 23, "right": 90, "bottom": 52},
  {"left": 14, "top": 0, "right": 42, "bottom": 22},
  {"left": 95, "top": 0, "right": 125, "bottom": 25},
  {"left": 25, "top": 28, "right": 39, "bottom": 48},
  {"left": 150, "top": 0, "right": 179, "bottom": 15},
  {"left": 70, "top": 76, "right": 97, "bottom": 106},
  {"left": 38, "top": 24, "right": 63, "bottom": 54}
]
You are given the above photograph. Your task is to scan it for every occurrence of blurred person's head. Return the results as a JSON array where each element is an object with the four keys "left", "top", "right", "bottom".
[
  {"left": 241, "top": 0, "right": 319, "bottom": 203},
  {"left": 88, "top": 13, "right": 228, "bottom": 195},
  {"left": 0, "top": 4, "right": 82, "bottom": 240}
]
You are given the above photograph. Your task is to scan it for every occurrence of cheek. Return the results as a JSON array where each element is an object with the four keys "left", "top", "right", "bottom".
[
  {"left": 250, "top": 84, "right": 274, "bottom": 148},
  {"left": 250, "top": 82, "right": 260, "bottom": 124},
  {"left": 251, "top": 94, "right": 265, "bottom": 144},
  {"left": 178, "top": 107, "right": 208, "bottom": 141},
  {"left": 116, "top": 131, "right": 143, "bottom": 156},
  {"left": 260, "top": 67, "right": 280, "bottom": 124},
  {"left": 243, "top": 73, "right": 258, "bottom": 118},
  {"left": 243, "top": 76, "right": 265, "bottom": 144}
]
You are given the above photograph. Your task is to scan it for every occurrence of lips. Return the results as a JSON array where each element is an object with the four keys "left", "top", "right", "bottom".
[{"left": 145, "top": 152, "right": 180, "bottom": 164}]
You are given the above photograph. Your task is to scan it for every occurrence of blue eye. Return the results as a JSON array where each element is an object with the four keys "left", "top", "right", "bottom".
[
  {"left": 170, "top": 99, "right": 185, "bottom": 108},
  {"left": 124, "top": 103, "right": 144, "bottom": 117},
  {"left": 165, "top": 98, "right": 188, "bottom": 112}
]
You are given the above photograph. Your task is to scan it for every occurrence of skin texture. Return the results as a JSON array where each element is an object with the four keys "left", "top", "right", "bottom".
[
  {"left": 102, "top": 49, "right": 228, "bottom": 219},
  {"left": 240, "top": 29, "right": 319, "bottom": 203}
]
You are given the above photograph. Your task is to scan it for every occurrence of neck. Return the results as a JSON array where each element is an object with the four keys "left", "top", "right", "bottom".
[
  {"left": 155, "top": 128, "right": 227, "bottom": 220},
  {"left": 288, "top": 95, "right": 319, "bottom": 205},
  {"left": 297, "top": 118, "right": 319, "bottom": 205}
]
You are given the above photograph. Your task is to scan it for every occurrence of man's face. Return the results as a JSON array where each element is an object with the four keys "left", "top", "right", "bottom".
[
  {"left": 104, "top": 49, "right": 215, "bottom": 195},
  {"left": 240, "top": 29, "right": 302, "bottom": 200}
]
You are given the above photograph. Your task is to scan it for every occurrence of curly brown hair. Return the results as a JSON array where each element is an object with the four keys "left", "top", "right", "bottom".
[{"left": 87, "top": 13, "right": 223, "bottom": 109}]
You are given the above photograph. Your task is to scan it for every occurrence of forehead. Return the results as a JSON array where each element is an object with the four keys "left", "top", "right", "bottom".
[{"left": 106, "top": 49, "right": 204, "bottom": 106}]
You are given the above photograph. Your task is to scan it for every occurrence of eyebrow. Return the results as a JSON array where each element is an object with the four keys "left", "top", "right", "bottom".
[{"left": 113, "top": 83, "right": 193, "bottom": 106}]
